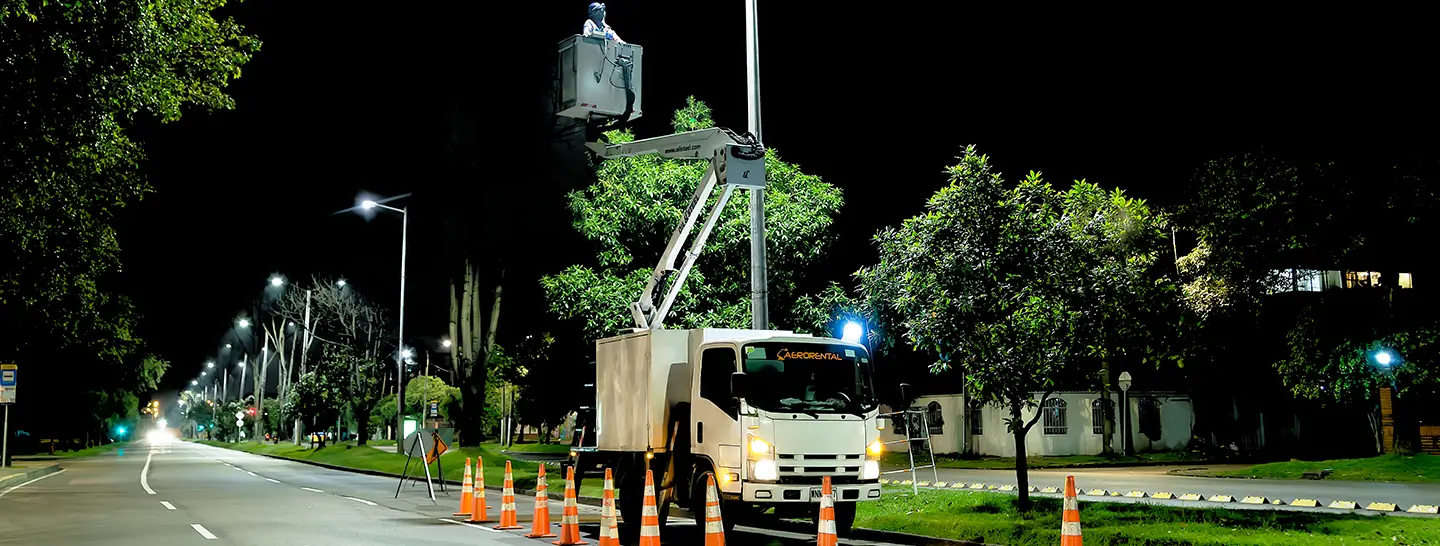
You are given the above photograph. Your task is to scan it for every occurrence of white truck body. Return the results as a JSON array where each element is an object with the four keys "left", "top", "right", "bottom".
[{"left": 592, "top": 328, "right": 883, "bottom": 513}]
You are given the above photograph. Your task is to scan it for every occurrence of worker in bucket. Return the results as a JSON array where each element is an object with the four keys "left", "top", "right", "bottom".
[{"left": 583, "top": 2, "right": 625, "bottom": 43}]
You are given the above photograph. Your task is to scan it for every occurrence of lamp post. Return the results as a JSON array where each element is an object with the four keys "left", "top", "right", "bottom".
[
  {"left": 361, "top": 198, "right": 409, "bottom": 441},
  {"left": 1117, "top": 371, "right": 1134, "bottom": 457}
]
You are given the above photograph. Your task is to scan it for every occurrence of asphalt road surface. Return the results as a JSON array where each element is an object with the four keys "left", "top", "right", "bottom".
[
  {"left": 0, "top": 441, "right": 908, "bottom": 546},
  {"left": 889, "top": 465, "right": 1440, "bottom": 515}
]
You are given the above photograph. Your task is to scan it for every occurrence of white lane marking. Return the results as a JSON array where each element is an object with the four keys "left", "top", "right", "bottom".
[
  {"left": 301, "top": 487, "right": 325, "bottom": 493},
  {"left": 190, "top": 524, "right": 218, "bottom": 539},
  {"left": 141, "top": 449, "right": 157, "bottom": 495},
  {"left": 343, "top": 496, "right": 378, "bottom": 506},
  {"left": 266, "top": 478, "right": 282, "bottom": 484},
  {"left": 440, "top": 518, "right": 504, "bottom": 533},
  {"left": 246, "top": 471, "right": 257, "bottom": 476},
  {"left": 160, "top": 501, "right": 177, "bottom": 510},
  {"left": 0, "top": 469, "right": 66, "bottom": 500}
]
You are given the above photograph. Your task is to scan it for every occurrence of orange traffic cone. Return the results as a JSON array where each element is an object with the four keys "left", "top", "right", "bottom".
[
  {"left": 704, "top": 473, "right": 725, "bottom": 546},
  {"left": 492, "top": 461, "right": 523, "bottom": 530},
  {"left": 639, "top": 469, "right": 661, "bottom": 546},
  {"left": 527, "top": 464, "right": 557, "bottom": 538},
  {"left": 817, "top": 476, "right": 837, "bottom": 546},
  {"left": 598, "top": 468, "right": 620, "bottom": 546},
  {"left": 453, "top": 457, "right": 475, "bottom": 517},
  {"left": 552, "top": 466, "right": 587, "bottom": 545},
  {"left": 468, "top": 456, "right": 490, "bottom": 523},
  {"left": 1062, "top": 475, "right": 1083, "bottom": 545}
]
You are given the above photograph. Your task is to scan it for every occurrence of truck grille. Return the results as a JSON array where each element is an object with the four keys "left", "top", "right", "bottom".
[{"left": 776, "top": 453, "right": 863, "bottom": 483}]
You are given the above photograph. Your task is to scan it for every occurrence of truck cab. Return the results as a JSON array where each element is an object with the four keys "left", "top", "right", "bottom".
[{"left": 577, "top": 328, "right": 882, "bottom": 539}]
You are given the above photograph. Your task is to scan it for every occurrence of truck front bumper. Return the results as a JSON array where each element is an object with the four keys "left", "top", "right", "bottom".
[{"left": 741, "top": 481, "right": 882, "bottom": 503}]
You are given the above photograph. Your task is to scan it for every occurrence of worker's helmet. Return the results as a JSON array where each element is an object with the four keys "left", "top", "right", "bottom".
[{"left": 589, "top": 2, "right": 606, "bottom": 19}]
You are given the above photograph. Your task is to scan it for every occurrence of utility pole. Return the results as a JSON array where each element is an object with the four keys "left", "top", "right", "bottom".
[
  {"left": 294, "top": 288, "right": 311, "bottom": 445},
  {"left": 396, "top": 206, "right": 409, "bottom": 442},
  {"left": 745, "top": 0, "right": 768, "bottom": 330}
]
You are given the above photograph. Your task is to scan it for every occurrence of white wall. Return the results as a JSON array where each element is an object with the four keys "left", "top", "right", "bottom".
[{"left": 880, "top": 392, "right": 1193, "bottom": 457}]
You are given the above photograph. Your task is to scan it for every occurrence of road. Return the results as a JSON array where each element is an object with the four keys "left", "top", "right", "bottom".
[
  {"left": 884, "top": 464, "right": 1440, "bottom": 514},
  {"left": 0, "top": 440, "right": 912, "bottom": 545}
]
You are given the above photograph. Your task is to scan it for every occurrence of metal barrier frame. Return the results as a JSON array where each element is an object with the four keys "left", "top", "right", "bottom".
[{"left": 877, "top": 408, "right": 939, "bottom": 494}]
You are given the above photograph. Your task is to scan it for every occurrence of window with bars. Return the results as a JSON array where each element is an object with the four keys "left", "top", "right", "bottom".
[
  {"left": 1091, "top": 399, "right": 1105, "bottom": 434},
  {"left": 1042, "top": 398, "right": 1067, "bottom": 435},
  {"left": 969, "top": 402, "right": 983, "bottom": 435}
]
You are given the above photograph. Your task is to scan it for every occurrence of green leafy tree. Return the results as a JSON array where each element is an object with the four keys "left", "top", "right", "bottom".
[
  {"left": 1, "top": 1, "right": 259, "bottom": 438},
  {"left": 858, "top": 147, "right": 1176, "bottom": 510},
  {"left": 542, "top": 97, "right": 844, "bottom": 340}
]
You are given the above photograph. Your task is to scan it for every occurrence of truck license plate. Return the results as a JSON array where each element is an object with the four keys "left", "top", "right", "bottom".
[{"left": 809, "top": 487, "right": 823, "bottom": 500}]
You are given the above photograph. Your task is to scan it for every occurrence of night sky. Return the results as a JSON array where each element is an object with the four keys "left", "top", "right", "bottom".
[{"left": 115, "top": 3, "right": 1436, "bottom": 394}]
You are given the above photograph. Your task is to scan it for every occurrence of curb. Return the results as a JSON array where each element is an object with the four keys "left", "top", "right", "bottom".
[
  {"left": 877, "top": 478, "right": 1440, "bottom": 515},
  {"left": 0, "top": 463, "right": 61, "bottom": 488},
  {"left": 883, "top": 459, "right": 1225, "bottom": 473}
]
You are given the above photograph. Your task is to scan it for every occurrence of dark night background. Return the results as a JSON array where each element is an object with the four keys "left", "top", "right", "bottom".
[{"left": 113, "top": 3, "right": 1436, "bottom": 394}]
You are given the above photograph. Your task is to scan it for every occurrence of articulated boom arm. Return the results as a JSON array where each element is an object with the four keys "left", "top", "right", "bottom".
[{"left": 587, "top": 128, "right": 767, "bottom": 331}]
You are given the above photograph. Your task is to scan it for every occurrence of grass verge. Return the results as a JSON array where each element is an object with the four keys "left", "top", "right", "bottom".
[
  {"left": 883, "top": 451, "right": 1201, "bottom": 470},
  {"left": 499, "top": 442, "right": 571, "bottom": 454},
  {"left": 195, "top": 440, "right": 564, "bottom": 492},
  {"left": 857, "top": 487, "right": 1439, "bottom": 545},
  {"left": 46, "top": 441, "right": 131, "bottom": 458},
  {"left": 1217, "top": 453, "right": 1440, "bottom": 483}
]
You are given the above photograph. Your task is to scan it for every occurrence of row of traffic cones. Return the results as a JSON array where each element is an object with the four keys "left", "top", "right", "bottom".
[{"left": 452, "top": 457, "right": 853, "bottom": 545}]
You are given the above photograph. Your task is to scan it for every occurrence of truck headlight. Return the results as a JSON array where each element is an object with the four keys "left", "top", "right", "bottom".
[
  {"left": 752, "top": 459, "right": 779, "bottom": 481},
  {"left": 748, "top": 435, "right": 773, "bottom": 459},
  {"left": 862, "top": 460, "right": 880, "bottom": 480},
  {"left": 866, "top": 439, "right": 884, "bottom": 459}
]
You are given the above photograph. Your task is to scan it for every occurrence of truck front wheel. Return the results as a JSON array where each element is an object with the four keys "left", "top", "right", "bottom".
[{"left": 690, "top": 470, "right": 738, "bottom": 535}]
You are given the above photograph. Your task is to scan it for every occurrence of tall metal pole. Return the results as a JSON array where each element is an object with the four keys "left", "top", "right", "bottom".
[
  {"left": 395, "top": 207, "right": 409, "bottom": 442},
  {"left": 745, "top": 0, "right": 769, "bottom": 330}
]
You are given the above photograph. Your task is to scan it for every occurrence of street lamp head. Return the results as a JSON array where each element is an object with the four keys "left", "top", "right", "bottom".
[
  {"left": 361, "top": 200, "right": 378, "bottom": 209},
  {"left": 237, "top": 318, "right": 251, "bottom": 329},
  {"left": 1375, "top": 350, "right": 1394, "bottom": 367},
  {"left": 841, "top": 321, "right": 864, "bottom": 343},
  {"left": 269, "top": 276, "right": 284, "bottom": 287},
  {"left": 337, "top": 279, "right": 347, "bottom": 287},
  {"left": 206, "top": 361, "right": 214, "bottom": 368},
  {"left": 191, "top": 380, "right": 198, "bottom": 386},
  {"left": 441, "top": 338, "right": 452, "bottom": 348},
  {"left": 400, "top": 348, "right": 413, "bottom": 359}
]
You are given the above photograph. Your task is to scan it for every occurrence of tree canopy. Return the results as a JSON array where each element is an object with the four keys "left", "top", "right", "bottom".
[
  {"left": 1, "top": 0, "right": 259, "bottom": 439},
  {"left": 542, "top": 97, "right": 844, "bottom": 340},
  {"left": 857, "top": 146, "right": 1178, "bottom": 509}
]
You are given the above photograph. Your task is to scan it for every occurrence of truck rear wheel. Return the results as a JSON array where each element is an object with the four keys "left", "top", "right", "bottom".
[{"left": 619, "top": 464, "right": 671, "bottom": 542}]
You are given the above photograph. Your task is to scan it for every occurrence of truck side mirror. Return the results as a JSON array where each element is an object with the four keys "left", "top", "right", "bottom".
[{"left": 730, "top": 372, "right": 749, "bottom": 400}]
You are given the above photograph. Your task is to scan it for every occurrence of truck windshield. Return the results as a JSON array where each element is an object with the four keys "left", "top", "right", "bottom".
[{"left": 741, "top": 342, "right": 878, "bottom": 415}]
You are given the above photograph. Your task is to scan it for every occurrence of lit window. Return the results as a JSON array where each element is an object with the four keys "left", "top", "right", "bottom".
[
  {"left": 1345, "top": 271, "right": 1381, "bottom": 289},
  {"left": 1399, "top": 273, "right": 1414, "bottom": 289}
]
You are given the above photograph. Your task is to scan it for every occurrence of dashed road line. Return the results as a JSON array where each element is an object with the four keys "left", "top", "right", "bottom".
[
  {"left": 301, "top": 487, "right": 325, "bottom": 493},
  {"left": 343, "top": 496, "right": 378, "bottom": 506},
  {"left": 141, "top": 449, "right": 157, "bottom": 495},
  {"left": 439, "top": 518, "right": 504, "bottom": 533},
  {"left": 190, "top": 524, "right": 218, "bottom": 539},
  {"left": 0, "top": 469, "right": 66, "bottom": 500},
  {"left": 246, "top": 471, "right": 257, "bottom": 476},
  {"left": 266, "top": 478, "right": 282, "bottom": 484},
  {"left": 160, "top": 501, "right": 177, "bottom": 510}
]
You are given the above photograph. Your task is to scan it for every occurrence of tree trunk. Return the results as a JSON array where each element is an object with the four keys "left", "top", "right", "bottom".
[
  {"left": 1100, "top": 360, "right": 1114, "bottom": 455},
  {"left": 355, "top": 405, "right": 373, "bottom": 446},
  {"left": 1011, "top": 404, "right": 1032, "bottom": 511}
]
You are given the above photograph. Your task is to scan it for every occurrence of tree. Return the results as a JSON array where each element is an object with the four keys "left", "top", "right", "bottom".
[
  {"left": 1, "top": 1, "right": 259, "bottom": 438},
  {"left": 542, "top": 97, "right": 844, "bottom": 341},
  {"left": 857, "top": 146, "right": 1174, "bottom": 510},
  {"left": 449, "top": 259, "right": 502, "bottom": 446}
]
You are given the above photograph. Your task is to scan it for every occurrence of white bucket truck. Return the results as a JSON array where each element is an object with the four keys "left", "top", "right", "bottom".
[{"left": 554, "top": 33, "right": 884, "bottom": 539}]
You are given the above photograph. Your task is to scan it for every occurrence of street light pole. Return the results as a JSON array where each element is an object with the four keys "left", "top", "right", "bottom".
[
  {"left": 396, "top": 206, "right": 409, "bottom": 442},
  {"left": 745, "top": 0, "right": 768, "bottom": 330}
]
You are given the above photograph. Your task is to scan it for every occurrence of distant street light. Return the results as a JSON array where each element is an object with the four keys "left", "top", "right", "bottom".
[
  {"left": 441, "top": 338, "right": 452, "bottom": 349},
  {"left": 337, "top": 279, "right": 347, "bottom": 287},
  {"left": 206, "top": 361, "right": 215, "bottom": 368},
  {"left": 346, "top": 193, "right": 411, "bottom": 441},
  {"left": 269, "top": 276, "right": 284, "bottom": 287},
  {"left": 225, "top": 344, "right": 232, "bottom": 349},
  {"left": 237, "top": 318, "right": 251, "bottom": 329},
  {"left": 191, "top": 380, "right": 198, "bottom": 386}
]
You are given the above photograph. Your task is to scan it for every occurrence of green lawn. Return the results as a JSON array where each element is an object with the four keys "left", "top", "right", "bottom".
[
  {"left": 857, "top": 488, "right": 1440, "bottom": 546},
  {"left": 883, "top": 451, "right": 1201, "bottom": 470},
  {"left": 195, "top": 440, "right": 563, "bottom": 492},
  {"left": 498, "top": 442, "right": 572, "bottom": 454},
  {"left": 43, "top": 441, "right": 131, "bottom": 458},
  {"left": 1219, "top": 453, "right": 1440, "bottom": 484}
]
